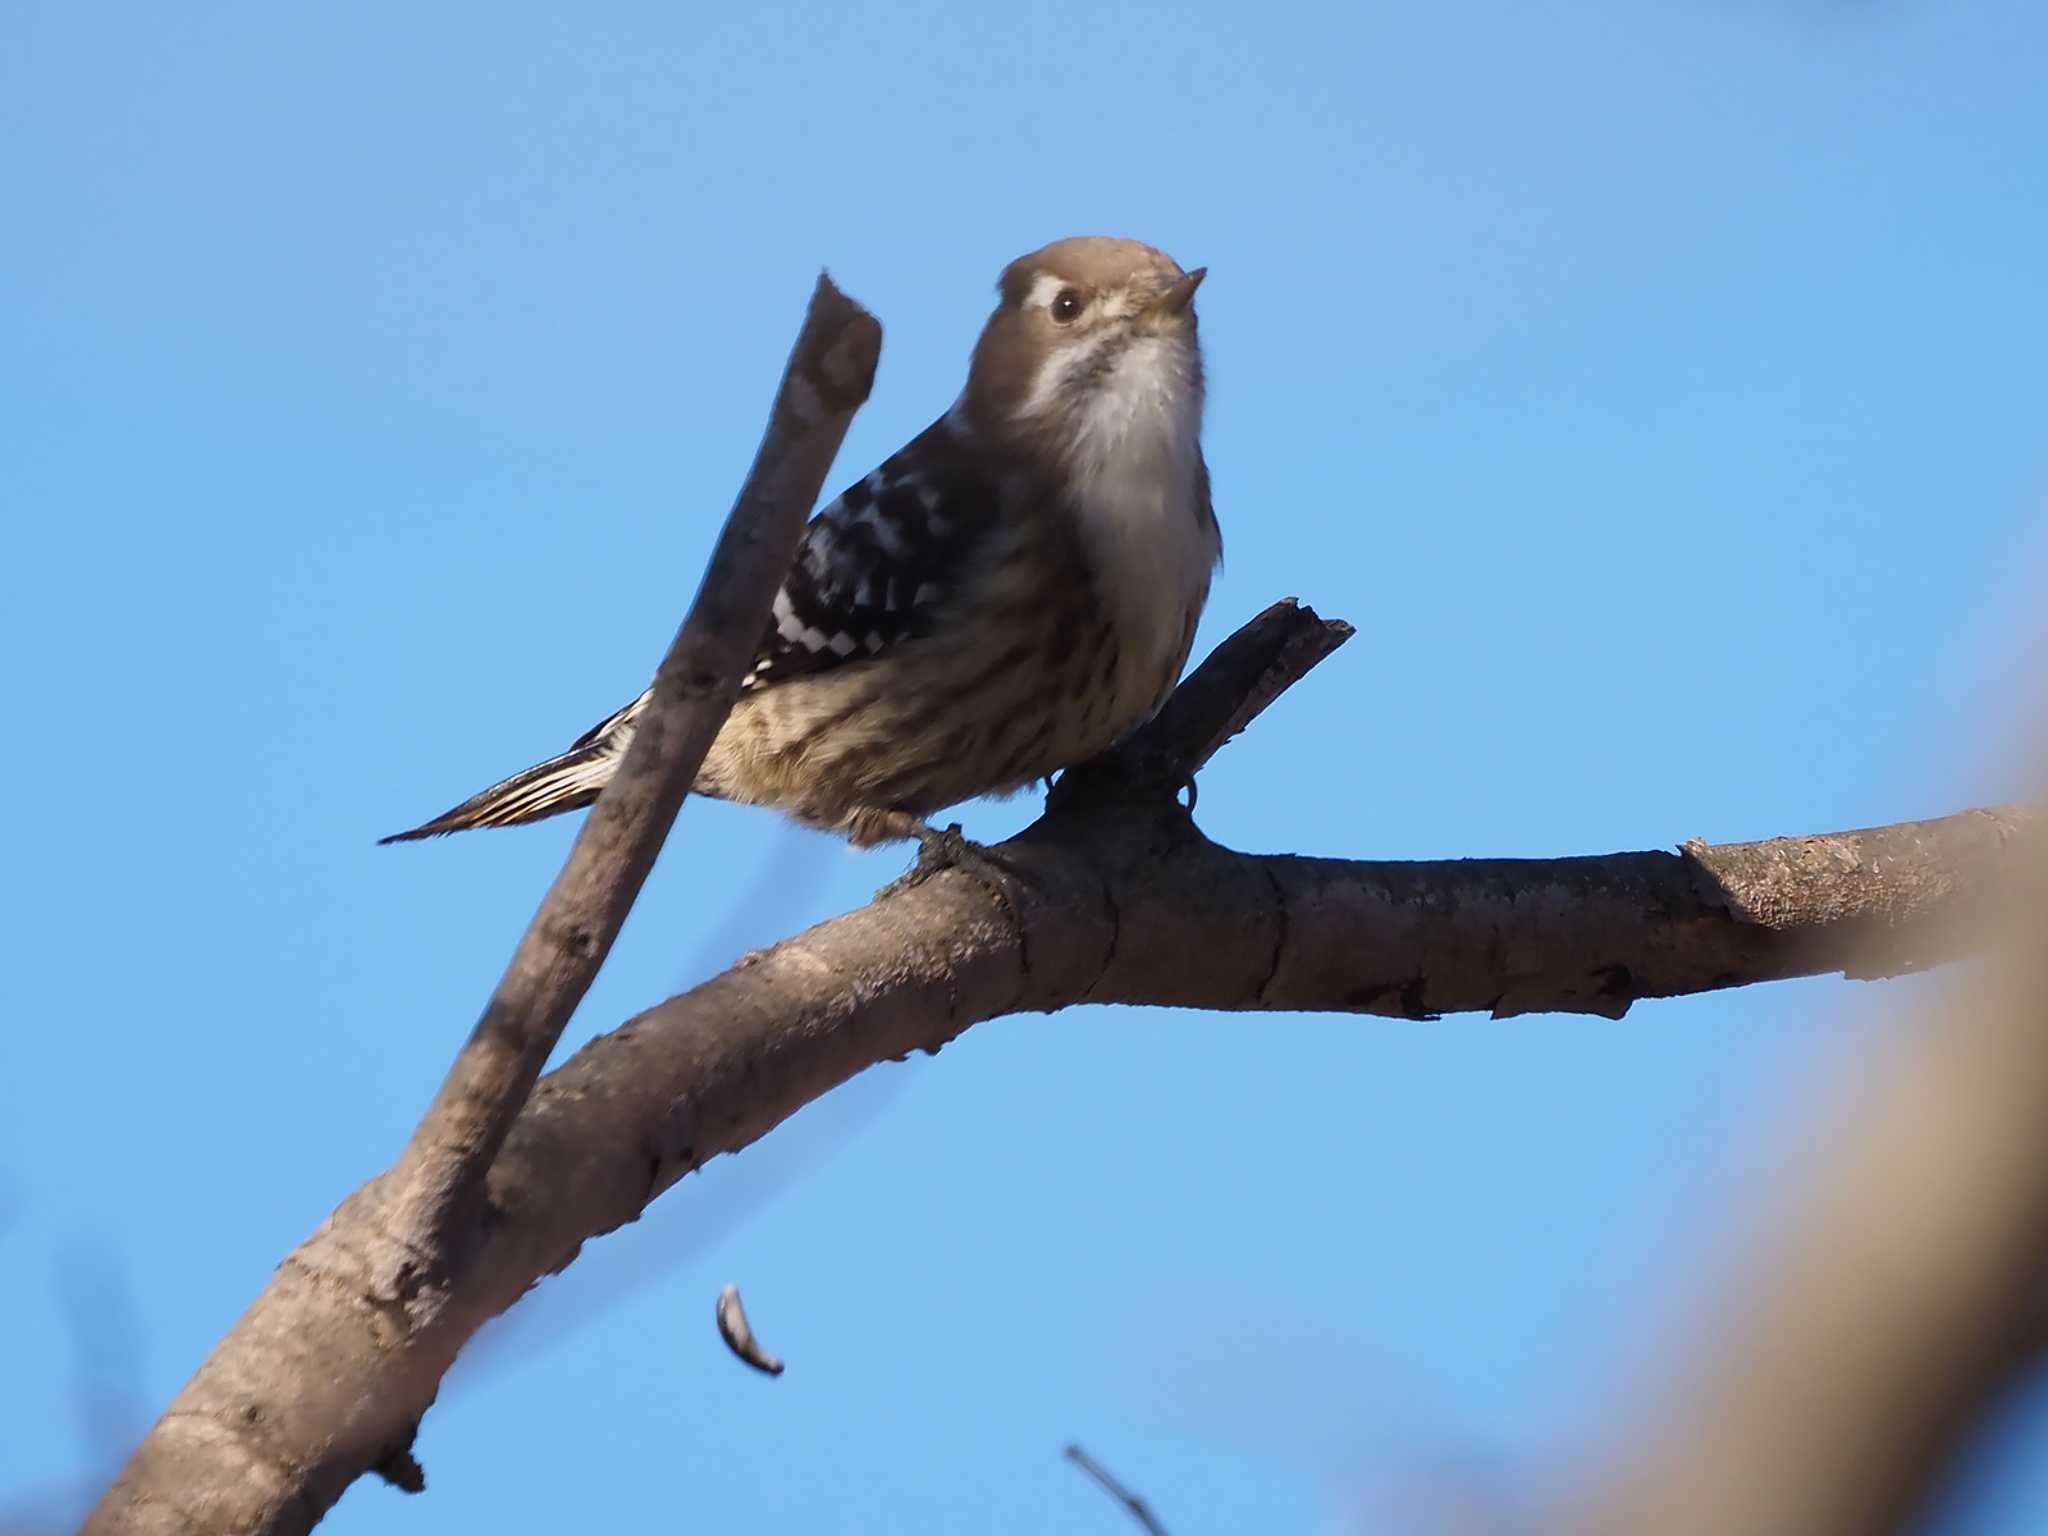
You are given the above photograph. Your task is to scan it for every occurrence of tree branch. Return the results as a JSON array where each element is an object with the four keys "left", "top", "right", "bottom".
[
  {"left": 1574, "top": 800, "right": 2048, "bottom": 1535},
  {"left": 83, "top": 588, "right": 2037, "bottom": 1524},
  {"left": 381, "top": 272, "right": 880, "bottom": 1273},
  {"left": 1065, "top": 1444, "right": 1171, "bottom": 1535},
  {"left": 1050, "top": 595, "right": 1355, "bottom": 803},
  {"left": 84, "top": 273, "right": 880, "bottom": 1536}
]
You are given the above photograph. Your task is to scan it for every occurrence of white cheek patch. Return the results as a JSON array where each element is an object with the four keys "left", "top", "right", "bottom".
[{"left": 1020, "top": 327, "right": 1112, "bottom": 418}]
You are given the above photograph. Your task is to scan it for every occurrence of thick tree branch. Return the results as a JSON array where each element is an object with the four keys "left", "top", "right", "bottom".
[
  {"left": 83, "top": 593, "right": 2037, "bottom": 1525},
  {"left": 104, "top": 591, "right": 2036, "bottom": 1534}
]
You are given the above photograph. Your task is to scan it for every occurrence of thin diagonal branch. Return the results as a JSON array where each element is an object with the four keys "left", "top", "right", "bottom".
[
  {"left": 1049, "top": 596, "right": 1353, "bottom": 813},
  {"left": 1129, "top": 596, "right": 1349, "bottom": 767},
  {"left": 85, "top": 273, "right": 881, "bottom": 1536},
  {"left": 379, "top": 272, "right": 881, "bottom": 1272},
  {"left": 1138, "top": 595, "right": 1354, "bottom": 776},
  {"left": 1065, "top": 1444, "right": 1171, "bottom": 1535}
]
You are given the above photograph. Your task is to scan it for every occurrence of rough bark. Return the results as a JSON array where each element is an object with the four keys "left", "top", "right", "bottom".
[{"left": 84, "top": 588, "right": 2034, "bottom": 1533}]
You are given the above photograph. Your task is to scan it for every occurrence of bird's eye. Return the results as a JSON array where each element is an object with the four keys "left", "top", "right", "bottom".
[{"left": 1050, "top": 288, "right": 1087, "bottom": 324}]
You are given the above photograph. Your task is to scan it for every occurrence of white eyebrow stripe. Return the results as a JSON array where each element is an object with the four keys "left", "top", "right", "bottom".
[{"left": 1025, "top": 272, "right": 1068, "bottom": 310}]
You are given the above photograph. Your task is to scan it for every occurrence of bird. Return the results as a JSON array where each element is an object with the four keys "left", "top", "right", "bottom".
[{"left": 381, "top": 236, "right": 1221, "bottom": 851}]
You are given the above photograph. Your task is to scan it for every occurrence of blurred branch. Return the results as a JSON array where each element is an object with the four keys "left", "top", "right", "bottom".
[
  {"left": 1573, "top": 799, "right": 2048, "bottom": 1535},
  {"left": 1065, "top": 1444, "right": 1170, "bottom": 1535}
]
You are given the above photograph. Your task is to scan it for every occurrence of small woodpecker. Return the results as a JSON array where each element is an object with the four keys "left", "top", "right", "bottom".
[{"left": 383, "top": 237, "right": 1220, "bottom": 849}]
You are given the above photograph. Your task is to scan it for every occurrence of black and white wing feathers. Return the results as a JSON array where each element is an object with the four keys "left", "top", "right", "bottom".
[
  {"left": 380, "top": 418, "right": 997, "bottom": 843},
  {"left": 742, "top": 419, "right": 994, "bottom": 690}
]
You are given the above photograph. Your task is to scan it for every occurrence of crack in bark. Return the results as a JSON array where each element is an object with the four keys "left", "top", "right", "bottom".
[
  {"left": 1255, "top": 859, "right": 1289, "bottom": 1006},
  {"left": 1084, "top": 864, "right": 1124, "bottom": 1004},
  {"left": 986, "top": 870, "right": 1033, "bottom": 993}
]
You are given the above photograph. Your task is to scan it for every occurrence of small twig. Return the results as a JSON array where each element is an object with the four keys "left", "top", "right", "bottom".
[
  {"left": 1065, "top": 1443, "right": 1170, "bottom": 1536},
  {"left": 714, "top": 1285, "right": 785, "bottom": 1377},
  {"left": 375, "top": 274, "right": 882, "bottom": 1277},
  {"left": 1051, "top": 597, "right": 1352, "bottom": 814},
  {"left": 1145, "top": 595, "right": 1353, "bottom": 778}
]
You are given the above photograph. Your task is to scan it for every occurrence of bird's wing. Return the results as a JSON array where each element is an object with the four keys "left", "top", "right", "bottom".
[
  {"left": 379, "top": 419, "right": 997, "bottom": 844},
  {"left": 740, "top": 418, "right": 996, "bottom": 692}
]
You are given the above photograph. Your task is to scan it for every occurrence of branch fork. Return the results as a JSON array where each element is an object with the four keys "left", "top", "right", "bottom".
[{"left": 82, "top": 280, "right": 2041, "bottom": 1536}]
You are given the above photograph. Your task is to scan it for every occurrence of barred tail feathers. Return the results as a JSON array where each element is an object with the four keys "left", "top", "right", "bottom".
[{"left": 378, "top": 693, "right": 646, "bottom": 844}]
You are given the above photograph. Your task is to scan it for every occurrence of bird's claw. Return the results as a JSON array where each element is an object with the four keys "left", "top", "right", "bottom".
[{"left": 877, "top": 822, "right": 1035, "bottom": 900}]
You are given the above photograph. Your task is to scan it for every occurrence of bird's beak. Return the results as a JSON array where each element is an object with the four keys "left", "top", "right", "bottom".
[{"left": 1156, "top": 267, "right": 1207, "bottom": 316}]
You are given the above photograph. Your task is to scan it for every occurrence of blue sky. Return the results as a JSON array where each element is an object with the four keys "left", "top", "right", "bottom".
[{"left": 5, "top": 1, "right": 2046, "bottom": 1530}]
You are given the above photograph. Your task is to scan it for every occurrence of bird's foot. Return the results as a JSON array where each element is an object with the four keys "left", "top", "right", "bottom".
[{"left": 876, "top": 820, "right": 1036, "bottom": 901}]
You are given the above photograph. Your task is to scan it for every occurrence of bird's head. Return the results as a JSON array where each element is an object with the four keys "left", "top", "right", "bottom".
[{"left": 960, "top": 236, "right": 1206, "bottom": 474}]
